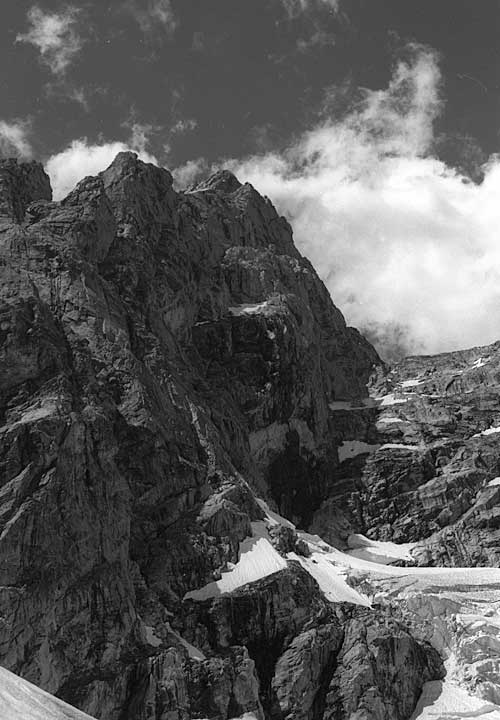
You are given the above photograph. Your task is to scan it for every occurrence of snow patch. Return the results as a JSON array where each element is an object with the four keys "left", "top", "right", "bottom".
[
  {"left": 228, "top": 301, "right": 270, "bottom": 316},
  {"left": 288, "top": 551, "right": 371, "bottom": 606},
  {"left": 184, "top": 536, "right": 287, "bottom": 601},
  {"left": 470, "top": 357, "right": 490, "bottom": 370},
  {"left": 489, "top": 477, "right": 500, "bottom": 487},
  {"left": 167, "top": 624, "right": 206, "bottom": 660},
  {"left": 256, "top": 498, "right": 295, "bottom": 529},
  {"left": 400, "top": 379, "right": 425, "bottom": 388},
  {"left": 346, "top": 534, "right": 416, "bottom": 565},
  {"left": 378, "top": 443, "right": 421, "bottom": 451},
  {"left": 329, "top": 401, "right": 355, "bottom": 411},
  {"left": 338, "top": 440, "right": 380, "bottom": 462},
  {"left": 376, "top": 416, "right": 404, "bottom": 425},
  {"left": 473, "top": 426, "right": 500, "bottom": 438},
  {"left": 144, "top": 625, "right": 162, "bottom": 648},
  {"left": 377, "top": 393, "right": 409, "bottom": 407}
]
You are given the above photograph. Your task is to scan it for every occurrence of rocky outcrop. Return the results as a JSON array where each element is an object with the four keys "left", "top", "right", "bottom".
[
  {"left": 324, "top": 610, "right": 443, "bottom": 720},
  {"left": 0, "top": 158, "right": 51, "bottom": 224},
  {"left": 309, "top": 341, "right": 500, "bottom": 566}
]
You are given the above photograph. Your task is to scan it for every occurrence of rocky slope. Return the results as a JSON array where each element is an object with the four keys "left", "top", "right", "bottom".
[{"left": 0, "top": 153, "right": 498, "bottom": 720}]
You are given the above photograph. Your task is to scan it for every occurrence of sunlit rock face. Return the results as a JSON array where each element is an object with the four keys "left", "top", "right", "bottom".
[{"left": 0, "top": 153, "right": 499, "bottom": 720}]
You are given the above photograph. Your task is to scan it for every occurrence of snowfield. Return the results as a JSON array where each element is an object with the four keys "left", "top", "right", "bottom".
[
  {"left": 0, "top": 667, "right": 96, "bottom": 720},
  {"left": 346, "top": 533, "right": 416, "bottom": 565}
]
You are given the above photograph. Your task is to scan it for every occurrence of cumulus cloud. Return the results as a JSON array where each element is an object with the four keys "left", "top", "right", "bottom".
[
  {"left": 16, "top": 5, "right": 83, "bottom": 75},
  {"left": 0, "top": 120, "right": 33, "bottom": 159},
  {"left": 216, "top": 45, "right": 500, "bottom": 358},
  {"left": 126, "top": 0, "right": 177, "bottom": 35},
  {"left": 46, "top": 135, "right": 158, "bottom": 200}
]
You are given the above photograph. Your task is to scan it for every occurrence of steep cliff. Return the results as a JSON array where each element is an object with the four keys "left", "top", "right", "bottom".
[{"left": 0, "top": 153, "right": 496, "bottom": 720}]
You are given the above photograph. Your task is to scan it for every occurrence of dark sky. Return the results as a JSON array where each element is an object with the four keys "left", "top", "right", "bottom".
[{"left": 1, "top": 0, "right": 499, "bottom": 170}]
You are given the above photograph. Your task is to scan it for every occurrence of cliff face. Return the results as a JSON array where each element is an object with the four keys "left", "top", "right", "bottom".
[{"left": 1, "top": 152, "right": 496, "bottom": 720}]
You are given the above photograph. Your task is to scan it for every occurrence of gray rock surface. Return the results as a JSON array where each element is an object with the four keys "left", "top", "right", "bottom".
[{"left": 311, "top": 342, "right": 500, "bottom": 566}]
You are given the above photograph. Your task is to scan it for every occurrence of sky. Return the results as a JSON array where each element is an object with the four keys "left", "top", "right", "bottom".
[{"left": 1, "top": 1, "right": 500, "bottom": 360}]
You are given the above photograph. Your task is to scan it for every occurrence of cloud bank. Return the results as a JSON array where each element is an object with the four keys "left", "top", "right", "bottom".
[
  {"left": 46, "top": 137, "right": 158, "bottom": 201},
  {"left": 213, "top": 45, "right": 500, "bottom": 359},
  {"left": 16, "top": 6, "right": 84, "bottom": 76}
]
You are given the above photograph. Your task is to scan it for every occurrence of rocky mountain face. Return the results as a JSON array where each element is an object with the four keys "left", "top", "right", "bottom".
[
  {"left": 315, "top": 343, "right": 500, "bottom": 567},
  {"left": 0, "top": 153, "right": 498, "bottom": 720}
]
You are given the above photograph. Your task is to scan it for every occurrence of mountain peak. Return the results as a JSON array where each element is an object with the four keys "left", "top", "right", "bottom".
[{"left": 193, "top": 168, "right": 242, "bottom": 194}]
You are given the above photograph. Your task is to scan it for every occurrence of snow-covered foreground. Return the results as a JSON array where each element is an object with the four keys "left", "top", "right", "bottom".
[{"left": 0, "top": 666, "right": 96, "bottom": 720}]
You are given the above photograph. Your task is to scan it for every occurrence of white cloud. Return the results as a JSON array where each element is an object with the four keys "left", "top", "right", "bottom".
[
  {"left": 171, "top": 157, "right": 209, "bottom": 189},
  {"left": 127, "top": 0, "right": 177, "bottom": 35},
  {"left": 16, "top": 5, "right": 83, "bottom": 75},
  {"left": 217, "top": 45, "right": 500, "bottom": 358},
  {"left": 281, "top": 0, "right": 340, "bottom": 19},
  {"left": 297, "top": 29, "right": 336, "bottom": 52},
  {"left": 46, "top": 137, "right": 158, "bottom": 201},
  {"left": 0, "top": 120, "right": 33, "bottom": 159},
  {"left": 171, "top": 118, "right": 198, "bottom": 135}
]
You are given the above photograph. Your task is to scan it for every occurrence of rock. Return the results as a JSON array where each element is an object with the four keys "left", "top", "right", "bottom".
[
  {"left": 0, "top": 159, "right": 52, "bottom": 223},
  {"left": 324, "top": 610, "right": 444, "bottom": 720},
  {"left": 271, "top": 624, "right": 343, "bottom": 720}
]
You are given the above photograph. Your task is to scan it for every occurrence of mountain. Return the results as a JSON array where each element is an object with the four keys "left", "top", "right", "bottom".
[{"left": 0, "top": 153, "right": 498, "bottom": 720}]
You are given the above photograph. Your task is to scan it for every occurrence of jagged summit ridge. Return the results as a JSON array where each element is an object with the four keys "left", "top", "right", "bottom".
[{"left": 192, "top": 168, "right": 242, "bottom": 194}]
